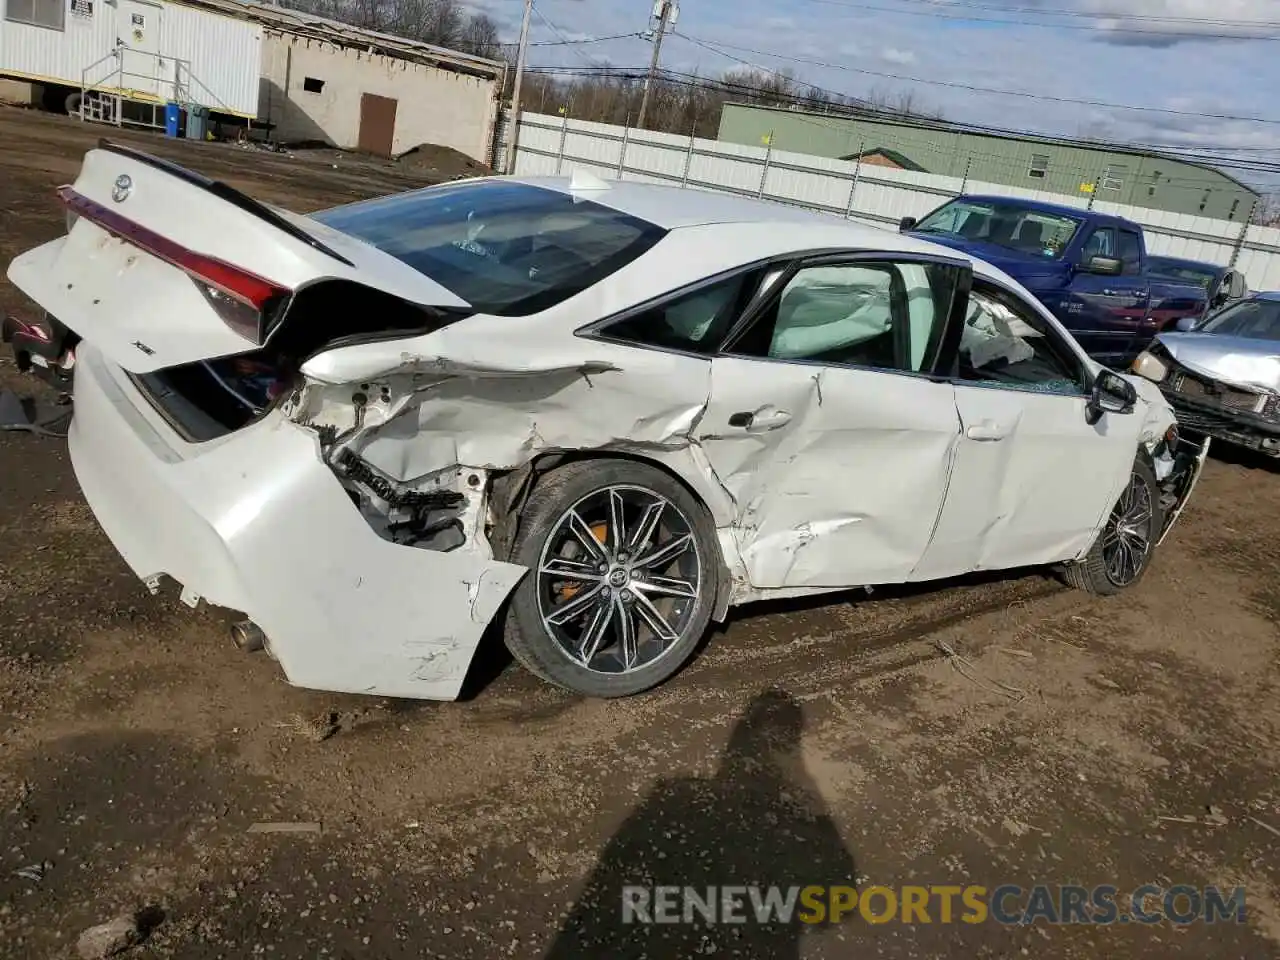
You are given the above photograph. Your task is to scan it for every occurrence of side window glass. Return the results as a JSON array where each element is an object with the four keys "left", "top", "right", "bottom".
[
  {"left": 728, "top": 260, "right": 960, "bottom": 374},
  {"left": 1082, "top": 228, "right": 1114, "bottom": 261},
  {"left": 1118, "top": 231, "right": 1142, "bottom": 275},
  {"left": 957, "top": 284, "right": 1085, "bottom": 395},
  {"left": 597, "top": 272, "right": 755, "bottom": 355}
]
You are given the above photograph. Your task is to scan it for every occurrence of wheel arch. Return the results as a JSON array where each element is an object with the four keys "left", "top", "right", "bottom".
[{"left": 488, "top": 448, "right": 737, "bottom": 622}]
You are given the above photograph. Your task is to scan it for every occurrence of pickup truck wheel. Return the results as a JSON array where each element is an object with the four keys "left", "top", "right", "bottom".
[
  {"left": 503, "top": 459, "right": 718, "bottom": 698},
  {"left": 1063, "top": 456, "right": 1163, "bottom": 596}
]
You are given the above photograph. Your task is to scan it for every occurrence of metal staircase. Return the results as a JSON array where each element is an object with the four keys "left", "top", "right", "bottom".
[{"left": 77, "top": 45, "right": 226, "bottom": 131}]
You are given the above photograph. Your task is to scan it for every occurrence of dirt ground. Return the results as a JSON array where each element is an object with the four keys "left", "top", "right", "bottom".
[{"left": 1, "top": 106, "right": 1279, "bottom": 959}]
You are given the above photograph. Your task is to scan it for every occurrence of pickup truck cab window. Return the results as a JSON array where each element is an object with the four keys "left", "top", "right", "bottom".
[
  {"left": 1118, "top": 230, "right": 1142, "bottom": 275},
  {"left": 1082, "top": 227, "right": 1114, "bottom": 260}
]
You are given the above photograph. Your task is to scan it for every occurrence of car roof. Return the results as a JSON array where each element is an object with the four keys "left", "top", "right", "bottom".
[
  {"left": 958, "top": 194, "right": 1138, "bottom": 228},
  {"left": 1252, "top": 291, "right": 1280, "bottom": 302},
  {"left": 506, "top": 174, "right": 1000, "bottom": 264},
  {"left": 509, "top": 174, "right": 872, "bottom": 231},
  {"left": 509, "top": 175, "right": 1076, "bottom": 297}
]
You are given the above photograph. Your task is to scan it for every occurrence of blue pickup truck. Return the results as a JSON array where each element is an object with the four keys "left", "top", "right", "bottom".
[{"left": 900, "top": 195, "right": 1222, "bottom": 367}]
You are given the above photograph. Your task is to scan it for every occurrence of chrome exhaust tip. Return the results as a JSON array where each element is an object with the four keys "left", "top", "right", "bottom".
[{"left": 230, "top": 619, "right": 266, "bottom": 653}]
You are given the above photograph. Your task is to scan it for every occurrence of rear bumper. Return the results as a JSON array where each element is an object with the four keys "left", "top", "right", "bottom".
[{"left": 69, "top": 344, "right": 527, "bottom": 700}]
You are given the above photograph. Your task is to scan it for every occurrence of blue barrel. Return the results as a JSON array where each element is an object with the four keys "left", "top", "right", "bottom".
[
  {"left": 164, "top": 102, "right": 181, "bottom": 138},
  {"left": 185, "top": 105, "right": 208, "bottom": 141}
]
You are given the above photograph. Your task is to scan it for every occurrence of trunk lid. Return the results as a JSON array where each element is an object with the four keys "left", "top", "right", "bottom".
[{"left": 6, "top": 142, "right": 469, "bottom": 374}]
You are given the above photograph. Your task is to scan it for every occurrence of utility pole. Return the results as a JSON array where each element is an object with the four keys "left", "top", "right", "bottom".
[
  {"left": 638, "top": 0, "right": 678, "bottom": 130},
  {"left": 503, "top": 0, "right": 534, "bottom": 174}
]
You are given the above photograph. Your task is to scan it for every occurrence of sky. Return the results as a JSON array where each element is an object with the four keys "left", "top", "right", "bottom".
[{"left": 468, "top": 0, "right": 1280, "bottom": 192}]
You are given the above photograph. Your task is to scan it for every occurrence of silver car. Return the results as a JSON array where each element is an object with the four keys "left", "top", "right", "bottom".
[{"left": 1133, "top": 292, "right": 1280, "bottom": 458}]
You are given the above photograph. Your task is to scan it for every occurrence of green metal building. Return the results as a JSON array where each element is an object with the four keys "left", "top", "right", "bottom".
[{"left": 718, "top": 103, "right": 1257, "bottom": 222}]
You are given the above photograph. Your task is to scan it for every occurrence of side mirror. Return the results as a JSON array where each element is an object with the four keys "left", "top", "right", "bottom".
[
  {"left": 899, "top": 216, "right": 918, "bottom": 233},
  {"left": 1175, "top": 316, "right": 1198, "bottom": 332},
  {"left": 1086, "top": 369, "right": 1137, "bottom": 424},
  {"left": 1227, "top": 270, "right": 1247, "bottom": 300},
  {"left": 1084, "top": 255, "right": 1123, "bottom": 276}
]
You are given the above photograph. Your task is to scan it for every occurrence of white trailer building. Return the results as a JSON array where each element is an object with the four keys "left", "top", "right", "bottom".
[
  {"left": 0, "top": 0, "right": 507, "bottom": 164},
  {"left": 0, "top": 0, "right": 261, "bottom": 121}
]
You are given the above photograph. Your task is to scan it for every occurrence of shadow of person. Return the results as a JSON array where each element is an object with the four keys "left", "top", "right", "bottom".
[{"left": 544, "top": 689, "right": 859, "bottom": 959}]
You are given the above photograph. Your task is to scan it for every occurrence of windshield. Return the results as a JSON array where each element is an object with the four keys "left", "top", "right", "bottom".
[
  {"left": 315, "top": 181, "right": 666, "bottom": 316},
  {"left": 1198, "top": 298, "right": 1280, "bottom": 341},
  {"left": 1148, "top": 259, "right": 1219, "bottom": 290},
  {"left": 913, "top": 199, "right": 1081, "bottom": 259}
]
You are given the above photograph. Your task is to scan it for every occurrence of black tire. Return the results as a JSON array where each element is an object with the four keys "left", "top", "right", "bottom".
[
  {"left": 502, "top": 459, "right": 720, "bottom": 698},
  {"left": 64, "top": 92, "right": 82, "bottom": 116},
  {"left": 1063, "top": 455, "right": 1163, "bottom": 596}
]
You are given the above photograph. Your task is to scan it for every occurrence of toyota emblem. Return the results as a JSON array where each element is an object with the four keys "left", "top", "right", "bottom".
[{"left": 111, "top": 174, "right": 132, "bottom": 203}]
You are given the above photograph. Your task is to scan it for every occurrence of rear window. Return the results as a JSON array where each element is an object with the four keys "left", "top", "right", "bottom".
[{"left": 314, "top": 181, "right": 666, "bottom": 316}]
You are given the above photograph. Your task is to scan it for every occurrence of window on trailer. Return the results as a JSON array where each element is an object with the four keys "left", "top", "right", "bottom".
[
  {"left": 5, "top": 0, "right": 65, "bottom": 29},
  {"left": 1101, "top": 165, "right": 1126, "bottom": 191},
  {"left": 1028, "top": 154, "right": 1049, "bottom": 180}
]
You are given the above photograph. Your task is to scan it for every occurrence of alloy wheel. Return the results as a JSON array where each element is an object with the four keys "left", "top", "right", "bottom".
[
  {"left": 1101, "top": 472, "right": 1153, "bottom": 587},
  {"left": 535, "top": 484, "right": 703, "bottom": 675}
]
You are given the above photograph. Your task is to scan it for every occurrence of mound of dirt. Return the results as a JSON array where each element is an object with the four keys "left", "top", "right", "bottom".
[{"left": 395, "top": 142, "right": 494, "bottom": 180}]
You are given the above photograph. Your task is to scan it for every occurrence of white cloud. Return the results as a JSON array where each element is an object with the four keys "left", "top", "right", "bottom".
[
  {"left": 980, "top": 0, "right": 1280, "bottom": 46},
  {"left": 880, "top": 47, "right": 917, "bottom": 65}
]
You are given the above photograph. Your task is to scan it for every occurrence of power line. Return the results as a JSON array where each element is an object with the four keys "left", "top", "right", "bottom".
[
  {"left": 673, "top": 31, "right": 1280, "bottom": 126},
  {"left": 530, "top": 4, "right": 603, "bottom": 69},
  {"left": 516, "top": 32, "right": 643, "bottom": 47}
]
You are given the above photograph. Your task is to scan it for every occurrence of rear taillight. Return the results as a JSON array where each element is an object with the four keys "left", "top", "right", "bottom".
[
  {"left": 194, "top": 282, "right": 261, "bottom": 341},
  {"left": 56, "top": 185, "right": 290, "bottom": 344}
]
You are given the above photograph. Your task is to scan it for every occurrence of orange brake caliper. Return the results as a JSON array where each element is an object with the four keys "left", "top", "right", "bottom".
[{"left": 557, "top": 523, "right": 609, "bottom": 601}]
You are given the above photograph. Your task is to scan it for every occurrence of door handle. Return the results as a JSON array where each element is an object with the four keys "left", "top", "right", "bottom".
[
  {"left": 965, "top": 420, "right": 1007, "bottom": 441},
  {"left": 750, "top": 410, "right": 792, "bottom": 431},
  {"left": 728, "top": 409, "right": 792, "bottom": 432}
]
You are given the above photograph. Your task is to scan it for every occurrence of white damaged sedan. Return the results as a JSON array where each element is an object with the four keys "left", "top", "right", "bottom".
[{"left": 5, "top": 143, "right": 1208, "bottom": 700}]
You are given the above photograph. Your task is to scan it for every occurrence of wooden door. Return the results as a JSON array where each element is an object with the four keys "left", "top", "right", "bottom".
[{"left": 358, "top": 94, "right": 397, "bottom": 157}]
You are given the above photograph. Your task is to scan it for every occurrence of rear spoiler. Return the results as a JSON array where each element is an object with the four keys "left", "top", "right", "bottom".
[{"left": 96, "top": 139, "right": 354, "bottom": 268}]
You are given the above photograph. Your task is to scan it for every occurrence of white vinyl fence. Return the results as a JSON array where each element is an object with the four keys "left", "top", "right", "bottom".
[{"left": 504, "top": 112, "right": 1280, "bottom": 292}]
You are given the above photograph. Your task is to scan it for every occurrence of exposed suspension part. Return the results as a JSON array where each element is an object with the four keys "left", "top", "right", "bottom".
[{"left": 340, "top": 451, "right": 465, "bottom": 511}]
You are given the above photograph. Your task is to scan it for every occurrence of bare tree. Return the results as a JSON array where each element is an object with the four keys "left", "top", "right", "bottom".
[
  {"left": 1253, "top": 194, "right": 1280, "bottom": 227},
  {"left": 279, "top": 0, "right": 500, "bottom": 54},
  {"left": 457, "top": 13, "right": 501, "bottom": 59}
]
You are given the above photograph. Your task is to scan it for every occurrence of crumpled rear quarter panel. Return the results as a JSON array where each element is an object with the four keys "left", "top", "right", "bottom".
[{"left": 70, "top": 345, "right": 525, "bottom": 700}]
